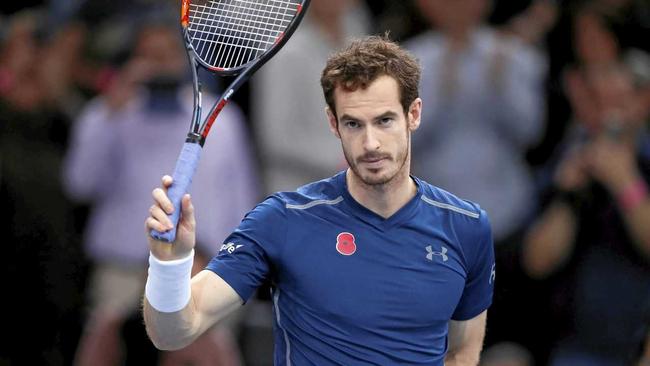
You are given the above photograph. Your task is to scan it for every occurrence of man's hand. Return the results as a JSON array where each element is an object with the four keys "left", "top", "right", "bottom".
[
  {"left": 554, "top": 144, "right": 590, "bottom": 193},
  {"left": 104, "top": 59, "right": 153, "bottom": 112},
  {"left": 145, "top": 175, "right": 196, "bottom": 261},
  {"left": 584, "top": 134, "right": 639, "bottom": 194}
]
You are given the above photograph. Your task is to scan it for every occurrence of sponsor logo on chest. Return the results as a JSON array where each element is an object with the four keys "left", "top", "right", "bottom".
[{"left": 425, "top": 245, "right": 448, "bottom": 262}]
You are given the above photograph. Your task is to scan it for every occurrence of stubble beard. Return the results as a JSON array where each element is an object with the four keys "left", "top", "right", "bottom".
[{"left": 342, "top": 131, "right": 411, "bottom": 188}]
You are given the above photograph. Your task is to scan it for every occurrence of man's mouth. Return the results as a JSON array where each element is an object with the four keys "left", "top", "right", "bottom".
[{"left": 359, "top": 155, "right": 390, "bottom": 168}]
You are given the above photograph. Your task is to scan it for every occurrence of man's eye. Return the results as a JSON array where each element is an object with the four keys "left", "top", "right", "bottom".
[
  {"left": 380, "top": 117, "right": 393, "bottom": 124},
  {"left": 344, "top": 121, "right": 359, "bottom": 128}
]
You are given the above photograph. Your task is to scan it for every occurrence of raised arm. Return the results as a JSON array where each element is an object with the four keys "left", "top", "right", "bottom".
[
  {"left": 585, "top": 135, "right": 650, "bottom": 260},
  {"left": 143, "top": 175, "right": 243, "bottom": 350},
  {"left": 445, "top": 310, "right": 487, "bottom": 366},
  {"left": 522, "top": 143, "right": 587, "bottom": 278},
  {"left": 523, "top": 198, "right": 579, "bottom": 278},
  {"left": 489, "top": 37, "right": 546, "bottom": 148}
]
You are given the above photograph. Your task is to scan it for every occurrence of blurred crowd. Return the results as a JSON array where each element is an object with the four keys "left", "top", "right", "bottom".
[{"left": 0, "top": 0, "right": 649, "bottom": 365}]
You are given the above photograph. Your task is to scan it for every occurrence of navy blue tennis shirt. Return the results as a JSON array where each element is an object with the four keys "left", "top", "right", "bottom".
[{"left": 207, "top": 171, "right": 495, "bottom": 365}]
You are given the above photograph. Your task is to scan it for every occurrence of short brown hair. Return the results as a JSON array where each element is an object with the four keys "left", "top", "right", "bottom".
[{"left": 320, "top": 35, "right": 421, "bottom": 118}]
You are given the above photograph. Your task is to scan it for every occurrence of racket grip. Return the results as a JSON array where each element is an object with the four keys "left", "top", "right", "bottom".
[{"left": 150, "top": 142, "right": 203, "bottom": 243}]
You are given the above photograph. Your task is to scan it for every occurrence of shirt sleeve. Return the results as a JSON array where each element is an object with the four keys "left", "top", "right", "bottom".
[
  {"left": 62, "top": 98, "right": 122, "bottom": 201},
  {"left": 452, "top": 209, "right": 495, "bottom": 320},
  {"left": 205, "top": 195, "right": 286, "bottom": 303}
]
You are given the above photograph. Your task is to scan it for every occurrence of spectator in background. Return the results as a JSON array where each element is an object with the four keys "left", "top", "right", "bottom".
[
  {"left": 501, "top": 0, "right": 558, "bottom": 46},
  {"left": 0, "top": 10, "right": 87, "bottom": 364},
  {"left": 522, "top": 58, "right": 650, "bottom": 365},
  {"left": 360, "top": 0, "right": 428, "bottom": 41},
  {"left": 405, "top": 0, "right": 547, "bottom": 356},
  {"left": 529, "top": 0, "right": 650, "bottom": 168},
  {"left": 577, "top": 0, "right": 650, "bottom": 55},
  {"left": 406, "top": 0, "right": 545, "bottom": 250},
  {"left": 480, "top": 342, "right": 534, "bottom": 366},
  {"left": 63, "top": 21, "right": 257, "bottom": 366},
  {"left": 636, "top": 307, "right": 650, "bottom": 366},
  {"left": 251, "top": 0, "right": 371, "bottom": 194}
]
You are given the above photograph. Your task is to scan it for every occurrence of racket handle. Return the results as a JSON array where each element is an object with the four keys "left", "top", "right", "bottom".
[{"left": 150, "top": 142, "right": 202, "bottom": 243}]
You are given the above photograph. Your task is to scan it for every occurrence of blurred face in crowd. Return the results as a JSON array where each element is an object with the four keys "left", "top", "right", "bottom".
[
  {"left": 132, "top": 25, "right": 185, "bottom": 81},
  {"left": 1, "top": 18, "right": 38, "bottom": 77},
  {"left": 587, "top": 65, "right": 645, "bottom": 130},
  {"left": 327, "top": 75, "right": 421, "bottom": 187},
  {"left": 415, "top": 0, "right": 490, "bottom": 35},
  {"left": 0, "top": 14, "right": 45, "bottom": 109},
  {"left": 567, "top": 63, "right": 647, "bottom": 136},
  {"left": 309, "top": 0, "right": 352, "bottom": 23},
  {"left": 588, "top": 66, "right": 634, "bottom": 115}
]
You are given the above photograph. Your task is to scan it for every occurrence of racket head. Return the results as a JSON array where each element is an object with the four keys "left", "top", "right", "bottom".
[{"left": 181, "top": 0, "right": 309, "bottom": 75}]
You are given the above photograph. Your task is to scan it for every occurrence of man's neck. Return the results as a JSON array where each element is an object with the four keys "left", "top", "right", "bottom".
[{"left": 345, "top": 169, "right": 418, "bottom": 219}]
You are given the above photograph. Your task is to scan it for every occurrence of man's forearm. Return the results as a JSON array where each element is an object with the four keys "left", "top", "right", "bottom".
[
  {"left": 444, "top": 351, "right": 480, "bottom": 366},
  {"left": 143, "top": 270, "right": 244, "bottom": 351},
  {"left": 143, "top": 298, "right": 200, "bottom": 350},
  {"left": 522, "top": 200, "right": 577, "bottom": 278},
  {"left": 445, "top": 312, "right": 486, "bottom": 366},
  {"left": 143, "top": 250, "right": 200, "bottom": 350},
  {"left": 621, "top": 200, "right": 650, "bottom": 259}
]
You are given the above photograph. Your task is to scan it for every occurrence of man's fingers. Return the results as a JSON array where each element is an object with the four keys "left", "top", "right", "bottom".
[
  {"left": 145, "top": 217, "right": 170, "bottom": 233},
  {"left": 162, "top": 175, "right": 173, "bottom": 189},
  {"left": 149, "top": 204, "right": 174, "bottom": 230},
  {"left": 152, "top": 187, "right": 174, "bottom": 214},
  {"left": 180, "top": 194, "right": 196, "bottom": 230}
]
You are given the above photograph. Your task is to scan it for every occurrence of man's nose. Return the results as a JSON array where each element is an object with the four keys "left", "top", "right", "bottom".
[{"left": 362, "top": 126, "right": 381, "bottom": 151}]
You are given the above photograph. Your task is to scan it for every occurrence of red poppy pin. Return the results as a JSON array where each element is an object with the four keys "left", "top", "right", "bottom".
[{"left": 336, "top": 232, "right": 357, "bottom": 256}]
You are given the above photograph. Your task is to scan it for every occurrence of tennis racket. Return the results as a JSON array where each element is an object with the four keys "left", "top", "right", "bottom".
[{"left": 150, "top": 0, "right": 310, "bottom": 242}]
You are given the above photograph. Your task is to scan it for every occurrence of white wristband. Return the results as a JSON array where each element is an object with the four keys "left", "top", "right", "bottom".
[{"left": 145, "top": 250, "right": 194, "bottom": 313}]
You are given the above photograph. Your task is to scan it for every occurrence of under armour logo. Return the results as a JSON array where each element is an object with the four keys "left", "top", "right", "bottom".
[{"left": 426, "top": 245, "right": 448, "bottom": 262}]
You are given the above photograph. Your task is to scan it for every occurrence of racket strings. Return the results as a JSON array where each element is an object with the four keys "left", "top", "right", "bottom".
[
  {"left": 191, "top": 1, "right": 291, "bottom": 67},
  {"left": 192, "top": 3, "right": 293, "bottom": 32},
  {"left": 194, "top": 0, "right": 296, "bottom": 23},
  {"left": 188, "top": 0, "right": 300, "bottom": 69},
  {"left": 189, "top": 9, "right": 283, "bottom": 44}
]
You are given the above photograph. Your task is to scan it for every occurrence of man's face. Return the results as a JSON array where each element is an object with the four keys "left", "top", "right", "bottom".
[{"left": 327, "top": 75, "right": 421, "bottom": 186}]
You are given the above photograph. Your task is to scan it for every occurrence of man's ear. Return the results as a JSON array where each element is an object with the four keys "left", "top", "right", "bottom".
[
  {"left": 408, "top": 98, "right": 422, "bottom": 132},
  {"left": 326, "top": 107, "right": 340, "bottom": 138}
]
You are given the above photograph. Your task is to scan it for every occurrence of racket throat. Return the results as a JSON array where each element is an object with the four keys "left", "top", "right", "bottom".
[{"left": 185, "top": 132, "right": 205, "bottom": 146}]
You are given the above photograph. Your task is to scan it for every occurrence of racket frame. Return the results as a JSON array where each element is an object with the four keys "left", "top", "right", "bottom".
[
  {"left": 181, "top": 0, "right": 310, "bottom": 145},
  {"left": 149, "top": 0, "right": 310, "bottom": 242}
]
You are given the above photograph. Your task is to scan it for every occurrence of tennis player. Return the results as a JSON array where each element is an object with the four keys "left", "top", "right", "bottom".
[{"left": 144, "top": 36, "right": 495, "bottom": 365}]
